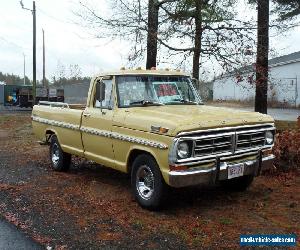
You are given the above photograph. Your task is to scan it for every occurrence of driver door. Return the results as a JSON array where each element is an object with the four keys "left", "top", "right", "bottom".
[{"left": 81, "top": 77, "right": 115, "bottom": 169}]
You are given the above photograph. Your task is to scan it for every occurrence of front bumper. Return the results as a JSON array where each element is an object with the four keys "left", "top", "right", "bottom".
[{"left": 169, "top": 154, "right": 275, "bottom": 188}]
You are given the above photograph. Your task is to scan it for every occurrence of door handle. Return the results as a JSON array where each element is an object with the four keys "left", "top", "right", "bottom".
[{"left": 83, "top": 113, "right": 91, "bottom": 117}]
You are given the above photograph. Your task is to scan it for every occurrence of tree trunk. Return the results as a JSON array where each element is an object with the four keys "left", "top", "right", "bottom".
[
  {"left": 146, "top": 0, "right": 159, "bottom": 69},
  {"left": 192, "top": 0, "right": 202, "bottom": 80},
  {"left": 255, "top": 0, "right": 269, "bottom": 114}
]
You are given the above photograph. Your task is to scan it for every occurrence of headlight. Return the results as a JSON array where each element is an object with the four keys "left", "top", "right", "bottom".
[
  {"left": 265, "top": 131, "right": 274, "bottom": 145},
  {"left": 177, "top": 141, "right": 191, "bottom": 159}
]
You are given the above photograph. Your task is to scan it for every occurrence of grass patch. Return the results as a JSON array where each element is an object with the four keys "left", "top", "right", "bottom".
[
  {"left": 0, "top": 115, "right": 10, "bottom": 123},
  {"left": 219, "top": 217, "right": 233, "bottom": 225},
  {"left": 275, "top": 120, "right": 297, "bottom": 131}
]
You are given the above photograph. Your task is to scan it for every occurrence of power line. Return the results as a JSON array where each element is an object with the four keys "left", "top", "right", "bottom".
[
  {"left": 0, "top": 36, "right": 30, "bottom": 51},
  {"left": 37, "top": 7, "right": 73, "bottom": 24}
]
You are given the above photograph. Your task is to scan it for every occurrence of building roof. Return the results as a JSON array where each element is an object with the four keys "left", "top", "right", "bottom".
[
  {"left": 215, "top": 51, "right": 300, "bottom": 80},
  {"left": 269, "top": 51, "right": 300, "bottom": 67}
]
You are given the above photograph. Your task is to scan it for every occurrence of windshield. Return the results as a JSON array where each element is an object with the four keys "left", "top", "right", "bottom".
[{"left": 116, "top": 75, "right": 202, "bottom": 107}]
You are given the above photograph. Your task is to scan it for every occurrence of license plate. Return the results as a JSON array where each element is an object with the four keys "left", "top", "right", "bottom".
[{"left": 228, "top": 164, "right": 244, "bottom": 179}]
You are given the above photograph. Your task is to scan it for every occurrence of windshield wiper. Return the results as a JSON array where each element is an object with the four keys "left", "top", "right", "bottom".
[
  {"left": 166, "top": 99, "right": 199, "bottom": 105},
  {"left": 130, "top": 100, "right": 164, "bottom": 106}
]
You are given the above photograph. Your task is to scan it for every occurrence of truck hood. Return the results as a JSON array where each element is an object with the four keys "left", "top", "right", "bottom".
[{"left": 122, "top": 105, "right": 274, "bottom": 136}]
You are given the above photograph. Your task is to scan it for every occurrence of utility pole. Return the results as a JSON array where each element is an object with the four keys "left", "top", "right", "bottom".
[
  {"left": 42, "top": 29, "right": 45, "bottom": 87},
  {"left": 23, "top": 53, "right": 26, "bottom": 85},
  {"left": 20, "top": 0, "right": 36, "bottom": 104},
  {"left": 33, "top": 1, "right": 36, "bottom": 104}
]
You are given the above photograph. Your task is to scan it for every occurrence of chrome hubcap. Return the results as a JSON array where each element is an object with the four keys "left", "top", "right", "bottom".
[
  {"left": 136, "top": 165, "right": 154, "bottom": 200},
  {"left": 51, "top": 143, "right": 60, "bottom": 166}
]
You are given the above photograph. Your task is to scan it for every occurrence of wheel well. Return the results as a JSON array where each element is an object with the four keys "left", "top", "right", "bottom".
[
  {"left": 45, "top": 130, "right": 55, "bottom": 142},
  {"left": 127, "top": 149, "right": 154, "bottom": 175}
]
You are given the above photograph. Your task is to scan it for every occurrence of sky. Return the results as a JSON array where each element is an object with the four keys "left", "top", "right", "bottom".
[
  {"left": 0, "top": 0, "right": 300, "bottom": 81},
  {"left": 0, "top": 0, "right": 130, "bottom": 81}
]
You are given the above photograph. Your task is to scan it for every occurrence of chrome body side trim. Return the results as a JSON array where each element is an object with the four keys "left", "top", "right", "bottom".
[
  {"left": 80, "top": 126, "right": 168, "bottom": 149},
  {"left": 32, "top": 116, "right": 80, "bottom": 130},
  {"left": 33, "top": 116, "right": 168, "bottom": 150},
  {"left": 32, "top": 116, "right": 168, "bottom": 149},
  {"left": 111, "top": 132, "right": 168, "bottom": 149},
  {"left": 80, "top": 126, "right": 111, "bottom": 138}
]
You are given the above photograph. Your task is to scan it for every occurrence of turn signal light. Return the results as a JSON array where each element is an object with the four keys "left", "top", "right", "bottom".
[
  {"left": 159, "top": 127, "right": 169, "bottom": 133},
  {"left": 170, "top": 165, "right": 188, "bottom": 171}
]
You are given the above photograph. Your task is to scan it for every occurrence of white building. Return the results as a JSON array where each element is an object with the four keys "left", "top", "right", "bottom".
[{"left": 213, "top": 51, "right": 300, "bottom": 107}]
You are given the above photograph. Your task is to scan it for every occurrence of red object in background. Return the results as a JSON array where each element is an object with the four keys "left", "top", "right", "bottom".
[{"left": 156, "top": 84, "right": 178, "bottom": 97}]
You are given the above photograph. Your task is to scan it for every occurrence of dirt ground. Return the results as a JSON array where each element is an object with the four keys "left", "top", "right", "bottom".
[{"left": 0, "top": 111, "right": 299, "bottom": 249}]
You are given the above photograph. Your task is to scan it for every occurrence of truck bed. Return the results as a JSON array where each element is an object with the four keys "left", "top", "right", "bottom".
[{"left": 32, "top": 101, "right": 85, "bottom": 156}]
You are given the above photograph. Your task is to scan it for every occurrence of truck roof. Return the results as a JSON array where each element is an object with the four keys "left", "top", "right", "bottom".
[{"left": 96, "top": 69, "right": 190, "bottom": 77}]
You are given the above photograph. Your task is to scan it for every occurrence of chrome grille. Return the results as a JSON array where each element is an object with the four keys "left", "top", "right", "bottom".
[
  {"left": 194, "top": 134, "right": 233, "bottom": 157},
  {"left": 182, "top": 124, "right": 275, "bottom": 161},
  {"left": 236, "top": 131, "right": 265, "bottom": 150}
]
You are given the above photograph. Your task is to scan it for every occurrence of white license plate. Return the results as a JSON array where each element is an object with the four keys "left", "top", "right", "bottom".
[{"left": 228, "top": 164, "right": 245, "bottom": 179}]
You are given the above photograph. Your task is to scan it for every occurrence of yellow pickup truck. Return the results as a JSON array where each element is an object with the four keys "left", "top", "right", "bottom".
[{"left": 32, "top": 69, "right": 275, "bottom": 209}]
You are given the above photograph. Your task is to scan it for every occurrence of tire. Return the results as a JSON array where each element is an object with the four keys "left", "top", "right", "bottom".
[
  {"left": 220, "top": 175, "right": 254, "bottom": 191},
  {"left": 131, "top": 154, "right": 166, "bottom": 210},
  {"left": 49, "top": 135, "right": 71, "bottom": 171}
]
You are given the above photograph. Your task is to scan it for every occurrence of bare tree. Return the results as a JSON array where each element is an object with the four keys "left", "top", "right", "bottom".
[
  {"left": 69, "top": 64, "right": 82, "bottom": 81},
  {"left": 273, "top": 0, "right": 300, "bottom": 20},
  {"left": 75, "top": 0, "right": 256, "bottom": 79},
  {"left": 76, "top": 0, "right": 180, "bottom": 69},
  {"left": 146, "top": 0, "right": 178, "bottom": 69},
  {"left": 158, "top": 0, "right": 257, "bottom": 79},
  {"left": 52, "top": 62, "right": 84, "bottom": 85},
  {"left": 146, "top": 0, "right": 159, "bottom": 68},
  {"left": 253, "top": 0, "right": 299, "bottom": 113}
]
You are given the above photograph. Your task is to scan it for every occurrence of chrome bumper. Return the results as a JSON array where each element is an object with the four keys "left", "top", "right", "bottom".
[{"left": 169, "top": 154, "right": 275, "bottom": 188}]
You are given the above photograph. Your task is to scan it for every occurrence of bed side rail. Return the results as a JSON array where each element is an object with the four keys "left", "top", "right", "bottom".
[{"left": 38, "top": 101, "right": 69, "bottom": 108}]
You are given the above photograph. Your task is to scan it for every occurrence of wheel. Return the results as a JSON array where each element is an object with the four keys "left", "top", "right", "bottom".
[
  {"left": 49, "top": 135, "right": 71, "bottom": 171},
  {"left": 131, "top": 154, "right": 166, "bottom": 210},
  {"left": 220, "top": 175, "right": 254, "bottom": 191}
]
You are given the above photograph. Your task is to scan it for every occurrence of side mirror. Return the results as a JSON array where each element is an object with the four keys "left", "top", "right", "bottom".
[
  {"left": 99, "top": 82, "right": 106, "bottom": 102},
  {"left": 97, "top": 80, "right": 106, "bottom": 102}
]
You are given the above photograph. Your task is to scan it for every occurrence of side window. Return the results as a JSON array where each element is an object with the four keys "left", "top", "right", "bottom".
[{"left": 94, "top": 79, "right": 113, "bottom": 109}]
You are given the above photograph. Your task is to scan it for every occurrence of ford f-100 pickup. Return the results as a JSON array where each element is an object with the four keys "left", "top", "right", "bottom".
[{"left": 32, "top": 69, "right": 276, "bottom": 209}]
